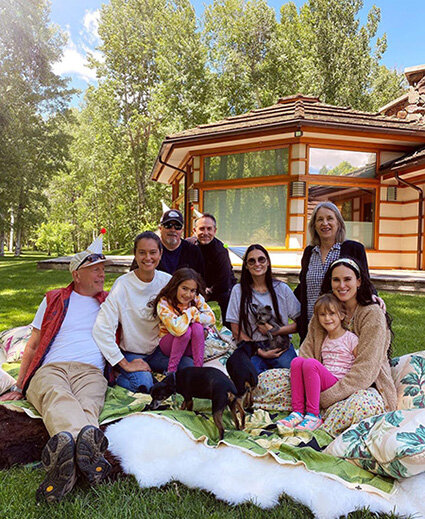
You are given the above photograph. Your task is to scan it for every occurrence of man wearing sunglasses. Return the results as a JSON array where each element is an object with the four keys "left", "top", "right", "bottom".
[
  {"left": 0, "top": 235, "right": 111, "bottom": 502},
  {"left": 157, "top": 209, "right": 205, "bottom": 278}
]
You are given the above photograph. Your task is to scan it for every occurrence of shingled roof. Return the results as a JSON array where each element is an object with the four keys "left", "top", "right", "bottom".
[
  {"left": 164, "top": 94, "right": 425, "bottom": 143},
  {"left": 380, "top": 145, "right": 425, "bottom": 173}
]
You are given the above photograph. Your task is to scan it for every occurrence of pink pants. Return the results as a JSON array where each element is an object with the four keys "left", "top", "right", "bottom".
[
  {"left": 290, "top": 357, "right": 338, "bottom": 416},
  {"left": 159, "top": 322, "right": 205, "bottom": 373}
]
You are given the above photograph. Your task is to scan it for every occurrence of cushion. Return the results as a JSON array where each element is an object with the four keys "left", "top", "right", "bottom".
[
  {"left": 252, "top": 368, "right": 292, "bottom": 412},
  {"left": 0, "top": 366, "right": 16, "bottom": 395},
  {"left": 204, "top": 326, "right": 236, "bottom": 361},
  {"left": 0, "top": 325, "right": 31, "bottom": 363},
  {"left": 390, "top": 351, "right": 425, "bottom": 410},
  {"left": 326, "top": 408, "right": 425, "bottom": 479},
  {"left": 322, "top": 388, "right": 385, "bottom": 438}
]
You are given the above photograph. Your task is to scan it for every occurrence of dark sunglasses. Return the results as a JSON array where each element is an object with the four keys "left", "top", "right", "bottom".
[
  {"left": 77, "top": 253, "right": 105, "bottom": 270},
  {"left": 246, "top": 256, "right": 267, "bottom": 266},
  {"left": 162, "top": 221, "right": 183, "bottom": 230}
]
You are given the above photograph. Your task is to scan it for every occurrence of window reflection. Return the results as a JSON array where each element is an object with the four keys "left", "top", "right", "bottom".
[
  {"left": 309, "top": 185, "right": 375, "bottom": 248},
  {"left": 204, "top": 185, "right": 287, "bottom": 246},
  {"left": 204, "top": 148, "right": 289, "bottom": 181},
  {"left": 309, "top": 148, "right": 376, "bottom": 178}
]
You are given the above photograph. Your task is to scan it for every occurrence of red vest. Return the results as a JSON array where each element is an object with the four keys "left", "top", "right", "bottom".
[{"left": 22, "top": 283, "right": 108, "bottom": 393}]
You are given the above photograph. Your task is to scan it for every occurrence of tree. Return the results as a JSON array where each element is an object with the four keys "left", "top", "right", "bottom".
[
  {"left": 0, "top": 0, "right": 73, "bottom": 255},
  {"left": 92, "top": 0, "right": 210, "bottom": 228},
  {"left": 203, "top": 0, "right": 278, "bottom": 116},
  {"left": 275, "top": 0, "right": 405, "bottom": 110}
]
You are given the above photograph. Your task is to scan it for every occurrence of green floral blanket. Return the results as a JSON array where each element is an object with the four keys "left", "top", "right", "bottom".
[{"left": 0, "top": 363, "right": 395, "bottom": 496}]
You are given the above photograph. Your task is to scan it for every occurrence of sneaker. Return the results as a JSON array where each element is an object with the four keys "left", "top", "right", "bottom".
[
  {"left": 36, "top": 431, "right": 77, "bottom": 503},
  {"left": 295, "top": 413, "right": 323, "bottom": 431},
  {"left": 76, "top": 425, "right": 111, "bottom": 485},
  {"left": 277, "top": 411, "right": 304, "bottom": 428}
]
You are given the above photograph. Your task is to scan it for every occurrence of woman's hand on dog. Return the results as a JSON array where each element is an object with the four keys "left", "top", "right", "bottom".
[
  {"left": 119, "top": 358, "right": 152, "bottom": 372},
  {"left": 257, "top": 323, "right": 273, "bottom": 335},
  {"left": 257, "top": 347, "right": 282, "bottom": 359}
]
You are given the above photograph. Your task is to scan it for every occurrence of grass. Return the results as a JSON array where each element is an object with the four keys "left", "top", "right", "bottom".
[{"left": 0, "top": 253, "right": 421, "bottom": 518}]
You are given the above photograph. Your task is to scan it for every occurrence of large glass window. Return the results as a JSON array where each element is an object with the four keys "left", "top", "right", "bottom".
[
  {"left": 204, "top": 148, "right": 289, "bottom": 181},
  {"left": 309, "top": 148, "right": 376, "bottom": 178},
  {"left": 308, "top": 185, "right": 375, "bottom": 248},
  {"left": 203, "top": 185, "right": 287, "bottom": 246}
]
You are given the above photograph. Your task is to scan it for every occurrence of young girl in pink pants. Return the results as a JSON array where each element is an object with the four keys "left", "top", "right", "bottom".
[
  {"left": 152, "top": 268, "right": 215, "bottom": 373},
  {"left": 279, "top": 293, "right": 358, "bottom": 431}
]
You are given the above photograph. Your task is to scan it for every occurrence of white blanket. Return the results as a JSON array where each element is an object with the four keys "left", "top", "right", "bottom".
[{"left": 106, "top": 414, "right": 425, "bottom": 519}]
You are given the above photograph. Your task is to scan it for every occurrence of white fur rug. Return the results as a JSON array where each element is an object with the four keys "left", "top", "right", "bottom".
[{"left": 106, "top": 414, "right": 425, "bottom": 519}]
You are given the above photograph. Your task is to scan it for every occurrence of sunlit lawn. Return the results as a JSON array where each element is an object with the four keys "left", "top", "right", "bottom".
[{"left": 0, "top": 252, "right": 421, "bottom": 519}]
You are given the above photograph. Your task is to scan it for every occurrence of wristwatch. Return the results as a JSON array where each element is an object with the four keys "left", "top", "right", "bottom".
[{"left": 9, "top": 384, "right": 22, "bottom": 394}]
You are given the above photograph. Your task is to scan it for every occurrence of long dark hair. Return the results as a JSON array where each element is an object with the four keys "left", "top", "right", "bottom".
[
  {"left": 321, "top": 257, "right": 393, "bottom": 356},
  {"left": 151, "top": 268, "right": 205, "bottom": 317},
  {"left": 130, "top": 231, "right": 162, "bottom": 271},
  {"left": 238, "top": 244, "right": 282, "bottom": 339}
]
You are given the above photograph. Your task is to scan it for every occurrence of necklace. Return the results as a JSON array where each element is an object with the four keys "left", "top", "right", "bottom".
[{"left": 345, "top": 304, "right": 359, "bottom": 331}]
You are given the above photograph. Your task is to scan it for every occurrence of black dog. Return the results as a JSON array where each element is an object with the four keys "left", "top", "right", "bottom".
[
  {"left": 150, "top": 367, "right": 245, "bottom": 440},
  {"left": 250, "top": 303, "right": 290, "bottom": 352},
  {"left": 226, "top": 341, "right": 259, "bottom": 409}
]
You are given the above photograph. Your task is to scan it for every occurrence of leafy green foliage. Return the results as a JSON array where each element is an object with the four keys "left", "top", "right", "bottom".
[
  {"left": 0, "top": 0, "right": 74, "bottom": 255},
  {"left": 35, "top": 221, "right": 75, "bottom": 255}
]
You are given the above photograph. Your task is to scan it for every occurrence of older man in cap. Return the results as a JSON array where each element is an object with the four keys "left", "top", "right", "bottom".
[
  {"left": 157, "top": 209, "right": 205, "bottom": 277},
  {"left": 0, "top": 234, "right": 110, "bottom": 503}
]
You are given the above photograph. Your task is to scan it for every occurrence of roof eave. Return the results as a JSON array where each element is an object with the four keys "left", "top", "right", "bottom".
[{"left": 152, "top": 118, "right": 425, "bottom": 182}]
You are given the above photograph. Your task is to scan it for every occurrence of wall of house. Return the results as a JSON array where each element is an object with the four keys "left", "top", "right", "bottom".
[{"left": 173, "top": 150, "right": 425, "bottom": 271}]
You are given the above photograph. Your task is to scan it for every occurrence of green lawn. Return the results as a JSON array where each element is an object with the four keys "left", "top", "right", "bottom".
[{"left": 0, "top": 253, "right": 421, "bottom": 518}]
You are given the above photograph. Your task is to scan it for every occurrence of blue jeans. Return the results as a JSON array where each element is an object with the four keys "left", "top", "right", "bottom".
[
  {"left": 250, "top": 341, "right": 297, "bottom": 375},
  {"left": 116, "top": 348, "right": 194, "bottom": 393}
]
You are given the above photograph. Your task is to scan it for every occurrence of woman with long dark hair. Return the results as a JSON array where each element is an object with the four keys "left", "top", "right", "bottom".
[
  {"left": 299, "top": 256, "right": 396, "bottom": 419},
  {"left": 226, "top": 244, "right": 301, "bottom": 374},
  {"left": 93, "top": 231, "right": 195, "bottom": 393}
]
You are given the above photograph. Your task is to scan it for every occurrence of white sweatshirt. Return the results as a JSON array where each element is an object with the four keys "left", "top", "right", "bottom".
[{"left": 92, "top": 270, "right": 171, "bottom": 365}]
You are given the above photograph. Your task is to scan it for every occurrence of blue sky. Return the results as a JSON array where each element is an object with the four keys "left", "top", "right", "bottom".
[{"left": 50, "top": 0, "right": 425, "bottom": 105}]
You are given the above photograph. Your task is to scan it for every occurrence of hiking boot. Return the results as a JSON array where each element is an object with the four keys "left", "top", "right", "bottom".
[
  {"left": 277, "top": 411, "right": 304, "bottom": 428},
  {"left": 76, "top": 425, "right": 111, "bottom": 485},
  {"left": 295, "top": 413, "right": 323, "bottom": 431},
  {"left": 36, "top": 431, "right": 77, "bottom": 503}
]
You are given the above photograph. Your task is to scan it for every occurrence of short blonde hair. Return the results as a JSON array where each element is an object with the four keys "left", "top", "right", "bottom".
[
  {"left": 308, "top": 202, "right": 346, "bottom": 246},
  {"left": 314, "top": 293, "right": 345, "bottom": 321}
]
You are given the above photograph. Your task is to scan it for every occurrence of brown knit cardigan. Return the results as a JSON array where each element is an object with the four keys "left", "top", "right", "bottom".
[{"left": 299, "top": 303, "right": 397, "bottom": 411}]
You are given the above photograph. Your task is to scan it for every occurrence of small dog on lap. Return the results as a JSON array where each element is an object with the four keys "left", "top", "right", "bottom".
[{"left": 250, "top": 303, "right": 290, "bottom": 352}]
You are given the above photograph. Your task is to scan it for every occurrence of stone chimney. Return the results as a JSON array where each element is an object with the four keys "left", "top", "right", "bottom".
[
  {"left": 379, "top": 64, "right": 425, "bottom": 125},
  {"left": 398, "top": 65, "right": 425, "bottom": 124}
]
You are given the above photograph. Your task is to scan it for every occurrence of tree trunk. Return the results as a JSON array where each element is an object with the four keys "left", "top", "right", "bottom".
[
  {"left": 0, "top": 231, "right": 4, "bottom": 256},
  {"left": 14, "top": 227, "right": 22, "bottom": 256}
]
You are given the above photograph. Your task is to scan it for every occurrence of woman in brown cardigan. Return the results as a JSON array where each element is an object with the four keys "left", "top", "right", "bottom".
[{"left": 300, "top": 257, "right": 396, "bottom": 415}]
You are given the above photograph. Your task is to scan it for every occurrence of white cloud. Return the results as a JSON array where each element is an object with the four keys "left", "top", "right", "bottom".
[
  {"left": 309, "top": 148, "right": 376, "bottom": 170},
  {"left": 82, "top": 9, "right": 100, "bottom": 45},
  {"left": 53, "top": 31, "right": 97, "bottom": 83}
]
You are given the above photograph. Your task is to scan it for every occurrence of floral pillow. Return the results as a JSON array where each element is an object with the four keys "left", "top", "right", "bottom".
[
  {"left": 326, "top": 408, "right": 425, "bottom": 479},
  {"left": 0, "top": 325, "right": 31, "bottom": 363},
  {"left": 0, "top": 366, "right": 16, "bottom": 395},
  {"left": 390, "top": 351, "right": 425, "bottom": 410},
  {"left": 252, "top": 368, "right": 292, "bottom": 412},
  {"left": 204, "top": 326, "right": 236, "bottom": 361}
]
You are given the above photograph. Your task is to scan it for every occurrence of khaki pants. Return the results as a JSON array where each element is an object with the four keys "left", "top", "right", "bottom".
[{"left": 26, "top": 362, "right": 108, "bottom": 438}]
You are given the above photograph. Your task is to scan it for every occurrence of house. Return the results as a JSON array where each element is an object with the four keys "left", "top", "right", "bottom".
[{"left": 151, "top": 65, "right": 425, "bottom": 270}]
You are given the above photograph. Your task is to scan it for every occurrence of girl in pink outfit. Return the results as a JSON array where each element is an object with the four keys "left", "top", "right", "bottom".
[
  {"left": 279, "top": 293, "right": 358, "bottom": 431},
  {"left": 152, "top": 268, "right": 215, "bottom": 373}
]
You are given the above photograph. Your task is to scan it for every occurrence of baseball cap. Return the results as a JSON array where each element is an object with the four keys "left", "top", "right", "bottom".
[{"left": 160, "top": 209, "right": 184, "bottom": 225}]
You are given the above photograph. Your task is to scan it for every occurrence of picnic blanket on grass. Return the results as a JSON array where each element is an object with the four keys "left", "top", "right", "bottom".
[
  {"left": 106, "top": 411, "right": 425, "bottom": 518},
  {"left": 3, "top": 364, "right": 425, "bottom": 517}
]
